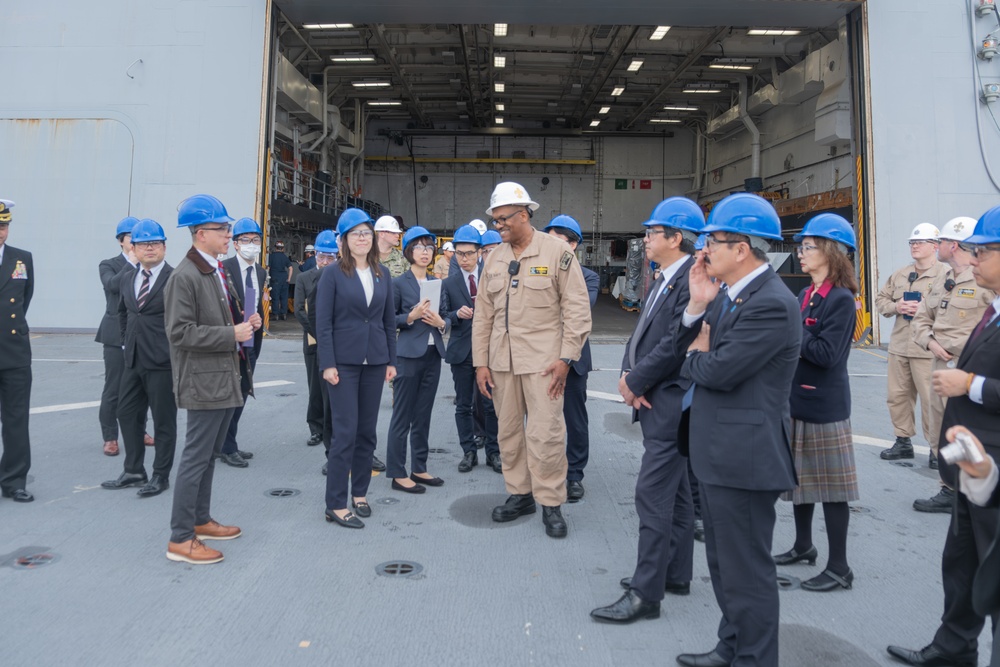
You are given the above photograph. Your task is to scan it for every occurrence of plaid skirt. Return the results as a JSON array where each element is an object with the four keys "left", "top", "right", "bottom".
[{"left": 780, "top": 418, "right": 860, "bottom": 505}]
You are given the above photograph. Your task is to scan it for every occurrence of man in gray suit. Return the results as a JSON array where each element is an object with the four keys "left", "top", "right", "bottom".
[
  {"left": 675, "top": 193, "right": 800, "bottom": 667},
  {"left": 163, "top": 194, "right": 260, "bottom": 565}
]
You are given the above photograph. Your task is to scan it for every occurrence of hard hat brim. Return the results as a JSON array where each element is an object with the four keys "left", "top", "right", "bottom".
[{"left": 485, "top": 200, "right": 540, "bottom": 216}]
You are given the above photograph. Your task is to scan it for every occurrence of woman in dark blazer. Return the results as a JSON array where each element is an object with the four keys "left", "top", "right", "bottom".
[
  {"left": 774, "top": 213, "right": 861, "bottom": 591},
  {"left": 387, "top": 226, "right": 450, "bottom": 493},
  {"left": 316, "top": 208, "right": 397, "bottom": 529}
]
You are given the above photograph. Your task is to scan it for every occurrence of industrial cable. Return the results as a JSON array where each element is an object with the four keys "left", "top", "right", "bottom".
[{"left": 969, "top": 2, "right": 1000, "bottom": 192}]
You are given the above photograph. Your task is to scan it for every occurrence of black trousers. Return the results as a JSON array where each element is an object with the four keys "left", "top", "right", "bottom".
[
  {"left": 451, "top": 358, "right": 499, "bottom": 458},
  {"left": 0, "top": 365, "right": 31, "bottom": 493},
  {"left": 304, "top": 344, "right": 324, "bottom": 436},
  {"left": 117, "top": 364, "right": 175, "bottom": 478},
  {"left": 221, "top": 348, "right": 257, "bottom": 455},
  {"left": 932, "top": 491, "right": 1000, "bottom": 657},
  {"left": 170, "top": 407, "right": 235, "bottom": 542},
  {"left": 630, "top": 412, "right": 694, "bottom": 601},
  {"left": 701, "top": 483, "right": 782, "bottom": 667},
  {"left": 564, "top": 369, "right": 589, "bottom": 481},
  {"left": 386, "top": 347, "right": 441, "bottom": 478},
  {"left": 99, "top": 344, "right": 124, "bottom": 440},
  {"left": 325, "top": 364, "right": 385, "bottom": 509},
  {"left": 272, "top": 281, "right": 289, "bottom": 315}
]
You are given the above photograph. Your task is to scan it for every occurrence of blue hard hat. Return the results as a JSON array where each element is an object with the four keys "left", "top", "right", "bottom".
[
  {"left": 481, "top": 230, "right": 502, "bottom": 246},
  {"left": 116, "top": 216, "right": 140, "bottom": 237},
  {"left": 643, "top": 197, "right": 705, "bottom": 233},
  {"left": 694, "top": 233, "right": 708, "bottom": 250},
  {"left": 130, "top": 218, "right": 166, "bottom": 243},
  {"left": 793, "top": 213, "right": 856, "bottom": 251},
  {"left": 233, "top": 217, "right": 262, "bottom": 237},
  {"left": 177, "top": 194, "right": 233, "bottom": 228},
  {"left": 337, "top": 208, "right": 374, "bottom": 237},
  {"left": 314, "top": 229, "right": 339, "bottom": 254},
  {"left": 966, "top": 204, "right": 1000, "bottom": 245},
  {"left": 402, "top": 225, "right": 437, "bottom": 250},
  {"left": 542, "top": 215, "right": 584, "bottom": 242},
  {"left": 452, "top": 224, "right": 483, "bottom": 246},
  {"left": 702, "top": 193, "right": 782, "bottom": 241}
]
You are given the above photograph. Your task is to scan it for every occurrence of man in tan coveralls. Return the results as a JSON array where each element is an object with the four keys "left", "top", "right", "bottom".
[
  {"left": 911, "top": 216, "right": 995, "bottom": 513},
  {"left": 473, "top": 182, "right": 592, "bottom": 539},
  {"left": 875, "top": 223, "right": 945, "bottom": 461}
]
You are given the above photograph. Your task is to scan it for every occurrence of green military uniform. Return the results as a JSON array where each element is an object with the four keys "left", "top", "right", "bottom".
[{"left": 381, "top": 247, "right": 409, "bottom": 278}]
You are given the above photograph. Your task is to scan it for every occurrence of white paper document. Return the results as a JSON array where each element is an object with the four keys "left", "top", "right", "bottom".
[{"left": 420, "top": 279, "right": 442, "bottom": 314}]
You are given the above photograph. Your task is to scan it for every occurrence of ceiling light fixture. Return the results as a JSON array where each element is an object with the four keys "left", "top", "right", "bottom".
[
  {"left": 495, "top": 116, "right": 504, "bottom": 124},
  {"left": 650, "top": 26, "right": 671, "bottom": 41},
  {"left": 331, "top": 55, "right": 376, "bottom": 63},
  {"left": 495, "top": 103, "right": 505, "bottom": 111},
  {"left": 494, "top": 23, "right": 508, "bottom": 37},
  {"left": 747, "top": 28, "right": 802, "bottom": 36},
  {"left": 494, "top": 54, "right": 506, "bottom": 68},
  {"left": 650, "top": 118, "right": 682, "bottom": 124},
  {"left": 352, "top": 81, "right": 391, "bottom": 88},
  {"left": 627, "top": 59, "right": 644, "bottom": 72},
  {"left": 683, "top": 83, "right": 726, "bottom": 94},
  {"left": 611, "top": 85, "right": 625, "bottom": 96},
  {"left": 599, "top": 106, "right": 611, "bottom": 114},
  {"left": 303, "top": 23, "right": 353, "bottom": 29},
  {"left": 494, "top": 82, "right": 505, "bottom": 93},
  {"left": 709, "top": 58, "right": 760, "bottom": 71},
  {"left": 663, "top": 105, "right": 698, "bottom": 111},
  {"left": 367, "top": 100, "right": 402, "bottom": 106},
  {"left": 590, "top": 120, "right": 601, "bottom": 127}
]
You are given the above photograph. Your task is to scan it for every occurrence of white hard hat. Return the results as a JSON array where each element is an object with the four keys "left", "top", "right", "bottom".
[
  {"left": 486, "top": 182, "right": 540, "bottom": 216},
  {"left": 374, "top": 215, "right": 403, "bottom": 233},
  {"left": 304, "top": 244, "right": 315, "bottom": 252},
  {"left": 442, "top": 241, "right": 455, "bottom": 252},
  {"left": 468, "top": 219, "right": 488, "bottom": 235},
  {"left": 938, "top": 217, "right": 977, "bottom": 242},
  {"left": 908, "top": 223, "right": 940, "bottom": 241}
]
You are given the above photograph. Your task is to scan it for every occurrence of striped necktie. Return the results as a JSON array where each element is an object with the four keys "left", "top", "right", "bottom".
[{"left": 137, "top": 269, "right": 152, "bottom": 309}]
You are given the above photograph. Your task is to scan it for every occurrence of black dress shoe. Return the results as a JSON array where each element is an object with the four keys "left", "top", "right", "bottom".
[
  {"left": 693, "top": 518, "right": 705, "bottom": 543},
  {"left": 411, "top": 473, "right": 444, "bottom": 487},
  {"left": 676, "top": 650, "right": 730, "bottom": 667},
  {"left": 487, "top": 453, "right": 503, "bottom": 474},
  {"left": 322, "top": 462, "right": 328, "bottom": 476},
  {"left": 391, "top": 479, "right": 426, "bottom": 494},
  {"left": 307, "top": 433, "right": 323, "bottom": 446},
  {"left": 567, "top": 480, "right": 585, "bottom": 502},
  {"left": 773, "top": 545, "right": 818, "bottom": 565},
  {"left": 352, "top": 500, "right": 372, "bottom": 518},
  {"left": 2, "top": 488, "right": 34, "bottom": 503},
  {"left": 542, "top": 505, "right": 568, "bottom": 538},
  {"left": 371, "top": 455, "right": 386, "bottom": 472},
  {"left": 325, "top": 510, "right": 364, "bottom": 528},
  {"left": 458, "top": 451, "right": 478, "bottom": 473},
  {"left": 101, "top": 472, "right": 149, "bottom": 490},
  {"left": 619, "top": 577, "right": 691, "bottom": 596},
  {"left": 928, "top": 452, "right": 939, "bottom": 470},
  {"left": 886, "top": 643, "right": 977, "bottom": 667},
  {"left": 913, "top": 487, "right": 955, "bottom": 514},
  {"left": 881, "top": 436, "right": 914, "bottom": 460},
  {"left": 137, "top": 474, "right": 169, "bottom": 498},
  {"left": 220, "top": 452, "right": 249, "bottom": 468},
  {"left": 801, "top": 568, "right": 853, "bottom": 592},
  {"left": 237, "top": 450, "right": 253, "bottom": 460},
  {"left": 590, "top": 589, "right": 661, "bottom": 623},
  {"left": 492, "top": 494, "right": 536, "bottom": 522}
]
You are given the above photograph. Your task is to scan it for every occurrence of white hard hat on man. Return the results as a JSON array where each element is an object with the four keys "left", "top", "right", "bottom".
[
  {"left": 486, "top": 182, "right": 540, "bottom": 216},
  {"left": 909, "top": 223, "right": 940, "bottom": 242}
]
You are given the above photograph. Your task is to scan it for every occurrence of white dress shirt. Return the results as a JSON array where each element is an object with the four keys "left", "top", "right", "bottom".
[
  {"left": 196, "top": 248, "right": 228, "bottom": 295},
  {"left": 133, "top": 261, "right": 166, "bottom": 298},
  {"left": 236, "top": 254, "right": 261, "bottom": 309},
  {"left": 682, "top": 262, "right": 771, "bottom": 327}
]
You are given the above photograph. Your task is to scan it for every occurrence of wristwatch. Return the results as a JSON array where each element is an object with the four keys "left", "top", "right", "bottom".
[{"left": 560, "top": 358, "right": 573, "bottom": 366}]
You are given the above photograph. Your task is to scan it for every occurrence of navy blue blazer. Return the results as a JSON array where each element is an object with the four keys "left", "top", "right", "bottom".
[
  {"left": 442, "top": 268, "right": 478, "bottom": 364},
  {"left": 315, "top": 262, "right": 397, "bottom": 369},
  {"left": 790, "top": 283, "right": 855, "bottom": 423},
  {"left": 393, "top": 270, "right": 448, "bottom": 359},
  {"left": 571, "top": 267, "right": 600, "bottom": 376},
  {"left": 222, "top": 256, "right": 267, "bottom": 355},
  {"left": 680, "top": 268, "right": 800, "bottom": 492},
  {"left": 118, "top": 263, "right": 173, "bottom": 371}
]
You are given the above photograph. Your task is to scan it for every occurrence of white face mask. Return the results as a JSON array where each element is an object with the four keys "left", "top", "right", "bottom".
[{"left": 238, "top": 244, "right": 261, "bottom": 262}]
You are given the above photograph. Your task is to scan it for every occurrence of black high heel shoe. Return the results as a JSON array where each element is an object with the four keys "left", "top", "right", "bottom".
[
  {"left": 773, "top": 545, "right": 818, "bottom": 566},
  {"left": 801, "top": 568, "right": 853, "bottom": 592}
]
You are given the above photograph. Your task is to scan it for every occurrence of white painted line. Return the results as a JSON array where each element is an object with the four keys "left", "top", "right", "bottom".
[
  {"left": 29, "top": 381, "right": 295, "bottom": 414},
  {"left": 587, "top": 390, "right": 625, "bottom": 403},
  {"left": 854, "top": 434, "right": 930, "bottom": 456},
  {"left": 850, "top": 373, "right": 887, "bottom": 378},
  {"left": 255, "top": 380, "right": 295, "bottom": 388},
  {"left": 33, "top": 358, "right": 102, "bottom": 362}
]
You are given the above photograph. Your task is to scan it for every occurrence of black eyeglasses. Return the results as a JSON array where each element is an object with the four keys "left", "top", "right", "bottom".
[
  {"left": 704, "top": 235, "right": 744, "bottom": 249},
  {"left": 491, "top": 210, "right": 525, "bottom": 227},
  {"left": 455, "top": 250, "right": 479, "bottom": 259},
  {"left": 960, "top": 243, "right": 1000, "bottom": 258}
]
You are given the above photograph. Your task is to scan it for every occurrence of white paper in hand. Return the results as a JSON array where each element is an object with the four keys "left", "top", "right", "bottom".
[{"left": 420, "top": 279, "right": 443, "bottom": 315}]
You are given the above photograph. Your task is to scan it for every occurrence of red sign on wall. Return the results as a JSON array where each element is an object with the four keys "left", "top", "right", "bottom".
[{"left": 639, "top": 180, "right": 652, "bottom": 190}]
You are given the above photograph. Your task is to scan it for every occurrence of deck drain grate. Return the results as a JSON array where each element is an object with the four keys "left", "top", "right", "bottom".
[
  {"left": 14, "top": 553, "right": 58, "bottom": 570},
  {"left": 892, "top": 461, "right": 914, "bottom": 468},
  {"left": 376, "top": 561, "right": 423, "bottom": 578},
  {"left": 265, "top": 488, "right": 301, "bottom": 498},
  {"left": 428, "top": 448, "right": 449, "bottom": 454},
  {"left": 776, "top": 574, "right": 801, "bottom": 591},
  {"left": 376, "top": 497, "right": 400, "bottom": 505},
  {"left": 276, "top": 393, "right": 297, "bottom": 397}
]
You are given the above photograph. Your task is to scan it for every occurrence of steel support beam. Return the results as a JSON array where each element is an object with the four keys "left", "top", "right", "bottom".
[{"left": 371, "top": 23, "right": 429, "bottom": 126}]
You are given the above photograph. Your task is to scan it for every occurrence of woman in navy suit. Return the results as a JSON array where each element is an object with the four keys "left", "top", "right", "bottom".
[
  {"left": 387, "top": 226, "right": 450, "bottom": 493},
  {"left": 316, "top": 208, "right": 397, "bottom": 529},
  {"left": 773, "top": 213, "right": 860, "bottom": 591}
]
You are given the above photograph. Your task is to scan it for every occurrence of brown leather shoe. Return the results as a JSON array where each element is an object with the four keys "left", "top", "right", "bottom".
[
  {"left": 195, "top": 520, "right": 242, "bottom": 541},
  {"left": 166, "top": 538, "right": 223, "bottom": 564},
  {"left": 143, "top": 433, "right": 155, "bottom": 447},
  {"left": 103, "top": 440, "right": 119, "bottom": 456}
]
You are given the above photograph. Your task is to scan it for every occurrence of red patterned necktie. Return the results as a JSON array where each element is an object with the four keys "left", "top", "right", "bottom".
[
  {"left": 971, "top": 304, "right": 997, "bottom": 342},
  {"left": 468, "top": 273, "right": 477, "bottom": 302}
]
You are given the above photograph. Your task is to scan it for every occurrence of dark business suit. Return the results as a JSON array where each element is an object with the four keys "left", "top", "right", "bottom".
[
  {"left": 0, "top": 245, "right": 33, "bottom": 494},
  {"left": 220, "top": 256, "right": 266, "bottom": 456},
  {"left": 117, "top": 263, "right": 177, "bottom": 479},
  {"left": 316, "top": 262, "right": 396, "bottom": 509},
  {"left": 442, "top": 268, "right": 499, "bottom": 459},
  {"left": 386, "top": 271, "right": 448, "bottom": 479},
  {"left": 970, "top": 480, "right": 1000, "bottom": 667},
  {"left": 565, "top": 266, "right": 598, "bottom": 481},
  {"left": 96, "top": 253, "right": 131, "bottom": 441},
  {"left": 622, "top": 256, "right": 700, "bottom": 602},
  {"left": 930, "top": 307, "right": 1000, "bottom": 659},
  {"left": 294, "top": 267, "right": 325, "bottom": 439},
  {"left": 680, "top": 267, "right": 800, "bottom": 666}
]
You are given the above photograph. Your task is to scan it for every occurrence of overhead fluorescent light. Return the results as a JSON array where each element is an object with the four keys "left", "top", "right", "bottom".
[
  {"left": 494, "top": 54, "right": 506, "bottom": 68},
  {"left": 494, "top": 82, "right": 505, "bottom": 93},
  {"left": 494, "top": 23, "right": 508, "bottom": 37},
  {"left": 556, "top": 117, "right": 566, "bottom": 122},
  {"left": 352, "top": 81, "right": 391, "bottom": 88},
  {"left": 599, "top": 106, "right": 611, "bottom": 114},
  {"left": 589, "top": 120, "right": 601, "bottom": 127},
  {"left": 547, "top": 101, "right": 558, "bottom": 108},
  {"left": 331, "top": 55, "right": 376, "bottom": 63},
  {"left": 650, "top": 26, "right": 671, "bottom": 41},
  {"left": 495, "top": 116, "right": 504, "bottom": 124},
  {"left": 303, "top": 23, "right": 353, "bottom": 29},
  {"left": 747, "top": 28, "right": 802, "bottom": 36},
  {"left": 710, "top": 58, "right": 760, "bottom": 71},
  {"left": 495, "top": 103, "right": 505, "bottom": 111},
  {"left": 683, "top": 89, "right": 723, "bottom": 94},
  {"left": 611, "top": 86, "right": 625, "bottom": 96},
  {"left": 627, "top": 59, "right": 644, "bottom": 72},
  {"left": 683, "top": 83, "right": 726, "bottom": 94},
  {"left": 650, "top": 118, "right": 682, "bottom": 124},
  {"left": 367, "top": 100, "right": 402, "bottom": 106},
  {"left": 663, "top": 105, "right": 698, "bottom": 111}
]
